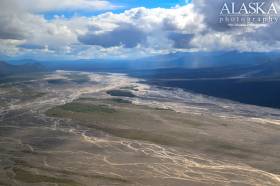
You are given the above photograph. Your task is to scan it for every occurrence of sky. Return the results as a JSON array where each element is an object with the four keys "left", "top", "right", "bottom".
[{"left": 0, "top": 0, "right": 280, "bottom": 60}]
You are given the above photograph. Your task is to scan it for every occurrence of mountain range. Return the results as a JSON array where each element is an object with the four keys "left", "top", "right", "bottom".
[
  {"left": 3, "top": 51, "right": 280, "bottom": 108},
  {"left": 0, "top": 61, "right": 45, "bottom": 77}
]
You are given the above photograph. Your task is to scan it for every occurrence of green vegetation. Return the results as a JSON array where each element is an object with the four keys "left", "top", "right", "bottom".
[
  {"left": 110, "top": 98, "right": 131, "bottom": 104},
  {"left": 55, "top": 103, "right": 115, "bottom": 114},
  {"left": 46, "top": 99, "right": 190, "bottom": 147},
  {"left": 154, "top": 107, "right": 174, "bottom": 111},
  {"left": 106, "top": 90, "right": 136, "bottom": 97},
  {"left": 79, "top": 97, "right": 131, "bottom": 104},
  {"left": 120, "top": 86, "right": 139, "bottom": 91},
  {"left": 47, "top": 74, "right": 90, "bottom": 84},
  {"left": 65, "top": 73, "right": 90, "bottom": 84}
]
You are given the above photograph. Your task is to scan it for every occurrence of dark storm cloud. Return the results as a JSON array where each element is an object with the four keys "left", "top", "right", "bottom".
[
  {"left": 168, "top": 32, "right": 194, "bottom": 49},
  {"left": 194, "top": 0, "right": 279, "bottom": 32},
  {"left": 241, "top": 23, "right": 280, "bottom": 45},
  {"left": 19, "top": 44, "right": 45, "bottom": 49},
  {"left": 193, "top": 0, "right": 235, "bottom": 31},
  {"left": 78, "top": 24, "right": 147, "bottom": 48},
  {"left": 0, "top": 15, "right": 27, "bottom": 40}
]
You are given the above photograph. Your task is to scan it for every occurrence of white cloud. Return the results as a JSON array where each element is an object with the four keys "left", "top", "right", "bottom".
[
  {"left": 78, "top": 5, "right": 203, "bottom": 49},
  {"left": 1, "top": 0, "right": 280, "bottom": 59},
  {"left": 0, "top": 39, "right": 24, "bottom": 56}
]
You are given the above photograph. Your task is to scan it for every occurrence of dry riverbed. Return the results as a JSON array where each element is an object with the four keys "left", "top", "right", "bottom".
[{"left": 0, "top": 71, "right": 280, "bottom": 186}]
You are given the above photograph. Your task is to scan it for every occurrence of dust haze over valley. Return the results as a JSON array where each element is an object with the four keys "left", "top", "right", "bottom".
[{"left": 0, "top": 70, "right": 280, "bottom": 186}]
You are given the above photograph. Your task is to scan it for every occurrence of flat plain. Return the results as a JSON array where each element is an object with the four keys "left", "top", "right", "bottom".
[{"left": 0, "top": 71, "right": 280, "bottom": 186}]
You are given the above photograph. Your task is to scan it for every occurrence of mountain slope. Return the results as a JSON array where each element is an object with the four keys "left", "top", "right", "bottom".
[{"left": 0, "top": 61, "right": 45, "bottom": 77}]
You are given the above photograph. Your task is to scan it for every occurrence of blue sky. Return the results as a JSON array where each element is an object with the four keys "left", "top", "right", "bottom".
[
  {"left": 44, "top": 0, "right": 190, "bottom": 19},
  {"left": 112, "top": 0, "right": 190, "bottom": 8}
]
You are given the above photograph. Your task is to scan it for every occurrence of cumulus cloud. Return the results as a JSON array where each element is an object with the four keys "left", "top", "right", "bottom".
[
  {"left": 190, "top": 0, "right": 280, "bottom": 51},
  {"left": 168, "top": 33, "right": 194, "bottom": 49},
  {"left": 0, "top": 19, "right": 26, "bottom": 40},
  {"left": 0, "top": 0, "right": 280, "bottom": 59},
  {"left": 78, "top": 5, "right": 203, "bottom": 50},
  {"left": 0, "top": 0, "right": 87, "bottom": 57},
  {"left": 79, "top": 23, "right": 147, "bottom": 48}
]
